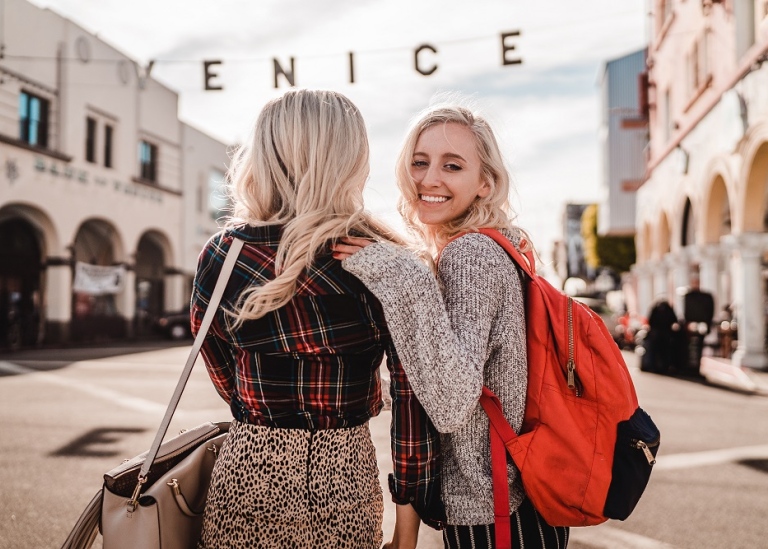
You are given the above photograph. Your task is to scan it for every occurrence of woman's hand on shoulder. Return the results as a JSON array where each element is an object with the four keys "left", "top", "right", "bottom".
[{"left": 331, "top": 237, "right": 374, "bottom": 260}]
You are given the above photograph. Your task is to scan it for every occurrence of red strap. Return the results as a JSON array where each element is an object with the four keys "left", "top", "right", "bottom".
[
  {"left": 480, "top": 387, "right": 519, "bottom": 549},
  {"left": 480, "top": 388, "right": 520, "bottom": 447},
  {"left": 490, "top": 420, "right": 512, "bottom": 549}
]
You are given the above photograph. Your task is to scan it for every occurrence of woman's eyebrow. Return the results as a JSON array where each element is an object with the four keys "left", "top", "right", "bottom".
[
  {"left": 413, "top": 151, "right": 465, "bottom": 159},
  {"left": 442, "top": 152, "right": 465, "bottom": 162}
]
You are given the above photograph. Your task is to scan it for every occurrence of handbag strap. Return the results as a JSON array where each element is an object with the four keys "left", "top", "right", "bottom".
[{"left": 136, "top": 237, "right": 244, "bottom": 483}]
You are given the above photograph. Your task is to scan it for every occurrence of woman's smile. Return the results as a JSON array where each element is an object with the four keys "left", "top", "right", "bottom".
[{"left": 420, "top": 194, "right": 451, "bottom": 204}]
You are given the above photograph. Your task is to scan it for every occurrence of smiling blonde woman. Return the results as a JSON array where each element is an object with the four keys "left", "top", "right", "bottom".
[{"left": 333, "top": 103, "right": 569, "bottom": 549}]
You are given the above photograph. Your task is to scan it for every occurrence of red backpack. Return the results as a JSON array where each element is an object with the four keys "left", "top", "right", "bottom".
[{"left": 475, "top": 229, "right": 659, "bottom": 549}]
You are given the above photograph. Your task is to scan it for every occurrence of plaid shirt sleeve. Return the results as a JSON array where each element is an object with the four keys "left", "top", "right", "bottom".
[
  {"left": 386, "top": 340, "right": 445, "bottom": 528},
  {"left": 190, "top": 236, "right": 236, "bottom": 404}
]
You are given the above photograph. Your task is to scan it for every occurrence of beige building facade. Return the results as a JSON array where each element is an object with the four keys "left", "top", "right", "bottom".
[
  {"left": 634, "top": 0, "right": 768, "bottom": 369},
  {"left": 0, "top": 0, "right": 228, "bottom": 348}
]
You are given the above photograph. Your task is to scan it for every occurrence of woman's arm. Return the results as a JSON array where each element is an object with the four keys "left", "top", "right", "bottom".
[
  {"left": 338, "top": 235, "right": 508, "bottom": 432},
  {"left": 386, "top": 339, "right": 443, "bottom": 531},
  {"left": 383, "top": 504, "right": 421, "bottom": 549}
]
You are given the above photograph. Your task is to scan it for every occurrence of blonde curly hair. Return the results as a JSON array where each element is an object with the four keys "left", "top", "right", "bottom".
[
  {"left": 395, "top": 103, "right": 527, "bottom": 256},
  {"left": 226, "top": 89, "right": 403, "bottom": 323}
]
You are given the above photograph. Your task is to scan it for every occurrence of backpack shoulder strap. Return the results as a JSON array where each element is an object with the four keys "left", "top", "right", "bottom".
[{"left": 476, "top": 228, "right": 536, "bottom": 278}]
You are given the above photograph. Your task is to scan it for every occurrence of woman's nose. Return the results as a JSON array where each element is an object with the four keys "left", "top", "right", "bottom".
[{"left": 421, "top": 164, "right": 442, "bottom": 187}]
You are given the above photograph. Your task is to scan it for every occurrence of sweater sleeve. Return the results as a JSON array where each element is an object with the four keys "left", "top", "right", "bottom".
[{"left": 341, "top": 235, "right": 507, "bottom": 433}]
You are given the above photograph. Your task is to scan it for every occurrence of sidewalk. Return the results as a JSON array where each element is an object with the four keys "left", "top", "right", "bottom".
[{"left": 699, "top": 355, "right": 768, "bottom": 395}]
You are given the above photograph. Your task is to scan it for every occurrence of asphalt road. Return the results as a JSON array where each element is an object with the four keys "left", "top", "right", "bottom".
[{"left": 1, "top": 343, "right": 767, "bottom": 548}]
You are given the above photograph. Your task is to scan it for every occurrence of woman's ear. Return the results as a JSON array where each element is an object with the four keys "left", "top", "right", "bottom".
[{"left": 477, "top": 179, "right": 492, "bottom": 199}]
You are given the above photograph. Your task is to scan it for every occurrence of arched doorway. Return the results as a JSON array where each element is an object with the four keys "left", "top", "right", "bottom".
[
  {"left": 681, "top": 198, "right": 696, "bottom": 248},
  {"left": 0, "top": 219, "right": 43, "bottom": 349},
  {"left": 704, "top": 176, "right": 731, "bottom": 244},
  {"left": 135, "top": 232, "right": 169, "bottom": 338},
  {"left": 70, "top": 220, "right": 125, "bottom": 342}
]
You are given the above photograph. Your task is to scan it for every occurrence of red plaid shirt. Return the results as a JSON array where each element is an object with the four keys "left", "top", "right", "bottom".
[{"left": 191, "top": 224, "right": 441, "bottom": 517}]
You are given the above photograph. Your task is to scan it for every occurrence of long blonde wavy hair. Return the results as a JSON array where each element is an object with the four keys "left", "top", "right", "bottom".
[
  {"left": 227, "top": 89, "right": 402, "bottom": 324},
  {"left": 396, "top": 103, "right": 528, "bottom": 257}
]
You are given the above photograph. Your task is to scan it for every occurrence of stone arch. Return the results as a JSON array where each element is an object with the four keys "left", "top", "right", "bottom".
[
  {"left": 71, "top": 218, "right": 125, "bottom": 265},
  {"left": 738, "top": 121, "right": 768, "bottom": 233},
  {"left": 134, "top": 230, "right": 174, "bottom": 332},
  {"left": 638, "top": 222, "right": 652, "bottom": 262},
  {"left": 0, "top": 202, "right": 60, "bottom": 257},
  {"left": 70, "top": 218, "right": 126, "bottom": 341},
  {"left": 680, "top": 197, "right": 696, "bottom": 248},
  {"left": 654, "top": 211, "right": 671, "bottom": 260},
  {"left": 702, "top": 174, "right": 732, "bottom": 244},
  {"left": 742, "top": 141, "right": 768, "bottom": 232},
  {"left": 133, "top": 229, "right": 174, "bottom": 270},
  {"left": 0, "top": 203, "right": 57, "bottom": 349}
]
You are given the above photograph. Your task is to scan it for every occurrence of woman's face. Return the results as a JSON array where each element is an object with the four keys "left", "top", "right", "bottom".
[{"left": 409, "top": 122, "right": 490, "bottom": 227}]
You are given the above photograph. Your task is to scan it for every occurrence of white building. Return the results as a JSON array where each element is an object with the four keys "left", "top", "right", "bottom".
[
  {"left": 598, "top": 48, "right": 648, "bottom": 238},
  {"left": 633, "top": 0, "right": 768, "bottom": 370},
  {"left": 0, "top": 0, "right": 229, "bottom": 348}
]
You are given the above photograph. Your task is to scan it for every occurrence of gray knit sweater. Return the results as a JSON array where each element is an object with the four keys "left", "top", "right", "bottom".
[{"left": 342, "top": 232, "right": 527, "bottom": 526}]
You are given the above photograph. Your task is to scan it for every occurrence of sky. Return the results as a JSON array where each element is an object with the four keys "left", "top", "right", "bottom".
[{"left": 30, "top": 0, "right": 648, "bottom": 273}]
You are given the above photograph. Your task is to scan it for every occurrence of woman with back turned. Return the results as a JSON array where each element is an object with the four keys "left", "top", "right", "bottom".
[{"left": 191, "top": 89, "right": 441, "bottom": 548}]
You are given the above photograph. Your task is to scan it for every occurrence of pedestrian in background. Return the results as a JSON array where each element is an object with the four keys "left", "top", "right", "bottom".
[
  {"left": 642, "top": 300, "right": 681, "bottom": 374},
  {"left": 191, "top": 89, "right": 441, "bottom": 549},
  {"left": 333, "top": 102, "right": 569, "bottom": 548}
]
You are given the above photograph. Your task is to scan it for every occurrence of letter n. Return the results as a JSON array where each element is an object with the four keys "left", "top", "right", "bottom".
[{"left": 274, "top": 57, "right": 296, "bottom": 88}]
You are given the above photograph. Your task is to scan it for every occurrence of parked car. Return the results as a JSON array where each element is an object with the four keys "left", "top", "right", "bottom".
[{"left": 153, "top": 308, "right": 192, "bottom": 340}]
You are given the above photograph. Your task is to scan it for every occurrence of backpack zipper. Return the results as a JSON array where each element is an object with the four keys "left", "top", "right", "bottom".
[
  {"left": 631, "top": 438, "right": 659, "bottom": 465},
  {"left": 566, "top": 297, "right": 583, "bottom": 396}
]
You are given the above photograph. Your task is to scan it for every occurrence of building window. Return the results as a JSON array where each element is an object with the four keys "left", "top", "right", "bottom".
[
  {"left": 208, "top": 169, "right": 229, "bottom": 221},
  {"left": 86, "top": 117, "right": 97, "bottom": 163},
  {"left": 19, "top": 91, "right": 49, "bottom": 148},
  {"left": 139, "top": 140, "right": 157, "bottom": 182},
  {"left": 104, "top": 125, "right": 113, "bottom": 168}
]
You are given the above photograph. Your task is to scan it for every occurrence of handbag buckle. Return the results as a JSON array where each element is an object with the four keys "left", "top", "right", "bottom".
[{"left": 127, "top": 475, "right": 147, "bottom": 512}]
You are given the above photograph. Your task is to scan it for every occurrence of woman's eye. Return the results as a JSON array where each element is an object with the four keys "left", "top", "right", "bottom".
[
  {"left": 445, "top": 163, "right": 462, "bottom": 171},
  {"left": 412, "top": 160, "right": 428, "bottom": 168}
]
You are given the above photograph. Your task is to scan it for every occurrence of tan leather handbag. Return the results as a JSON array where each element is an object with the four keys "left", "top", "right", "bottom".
[{"left": 61, "top": 238, "right": 244, "bottom": 549}]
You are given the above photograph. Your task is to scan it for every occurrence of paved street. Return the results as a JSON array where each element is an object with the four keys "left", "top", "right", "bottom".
[{"left": 1, "top": 343, "right": 768, "bottom": 548}]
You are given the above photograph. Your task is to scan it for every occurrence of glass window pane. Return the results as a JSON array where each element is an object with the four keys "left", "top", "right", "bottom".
[{"left": 208, "top": 169, "right": 228, "bottom": 221}]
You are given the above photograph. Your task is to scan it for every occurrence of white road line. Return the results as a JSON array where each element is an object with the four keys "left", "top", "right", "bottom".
[
  {"left": 570, "top": 525, "right": 678, "bottom": 549},
  {"left": 655, "top": 443, "right": 768, "bottom": 470},
  {"left": 0, "top": 360, "right": 168, "bottom": 415}
]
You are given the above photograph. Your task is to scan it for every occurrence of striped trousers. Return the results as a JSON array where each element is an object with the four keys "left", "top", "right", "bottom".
[{"left": 442, "top": 499, "right": 569, "bottom": 549}]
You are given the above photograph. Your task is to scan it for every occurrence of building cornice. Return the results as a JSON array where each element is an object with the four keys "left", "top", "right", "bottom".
[
  {"left": 648, "top": 39, "right": 768, "bottom": 176},
  {"left": 0, "top": 65, "right": 57, "bottom": 96},
  {"left": 130, "top": 176, "right": 182, "bottom": 197},
  {"left": 0, "top": 134, "right": 72, "bottom": 162}
]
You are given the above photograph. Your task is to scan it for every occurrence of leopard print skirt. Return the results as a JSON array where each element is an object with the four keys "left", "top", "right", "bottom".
[{"left": 198, "top": 419, "right": 384, "bottom": 549}]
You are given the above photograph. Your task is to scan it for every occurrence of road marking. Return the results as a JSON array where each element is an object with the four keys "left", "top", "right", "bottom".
[
  {"left": 655, "top": 443, "right": 768, "bottom": 470},
  {"left": 570, "top": 524, "right": 677, "bottom": 548},
  {"left": 0, "top": 360, "right": 168, "bottom": 415}
]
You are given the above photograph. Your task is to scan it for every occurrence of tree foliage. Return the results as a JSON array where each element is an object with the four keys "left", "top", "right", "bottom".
[
  {"left": 581, "top": 203, "right": 636, "bottom": 275},
  {"left": 581, "top": 204, "right": 600, "bottom": 269}
]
